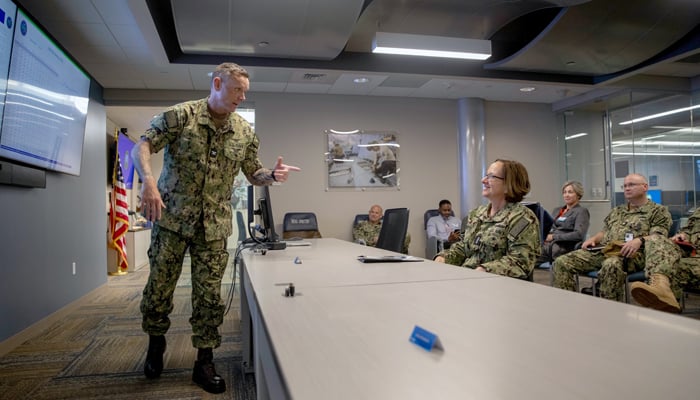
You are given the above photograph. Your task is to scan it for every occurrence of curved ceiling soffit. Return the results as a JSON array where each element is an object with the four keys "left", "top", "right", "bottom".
[
  {"left": 485, "top": 0, "right": 700, "bottom": 79},
  {"left": 484, "top": 7, "right": 568, "bottom": 71},
  {"left": 345, "top": 0, "right": 589, "bottom": 53}
]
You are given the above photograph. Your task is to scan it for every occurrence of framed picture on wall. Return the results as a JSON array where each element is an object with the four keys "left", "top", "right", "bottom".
[{"left": 325, "top": 130, "right": 400, "bottom": 190}]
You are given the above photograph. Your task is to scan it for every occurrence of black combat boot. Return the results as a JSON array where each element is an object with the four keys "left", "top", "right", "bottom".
[
  {"left": 192, "top": 348, "right": 226, "bottom": 394},
  {"left": 144, "top": 335, "right": 166, "bottom": 379}
]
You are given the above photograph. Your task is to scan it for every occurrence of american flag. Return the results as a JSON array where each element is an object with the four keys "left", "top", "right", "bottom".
[{"left": 110, "top": 134, "right": 129, "bottom": 272}]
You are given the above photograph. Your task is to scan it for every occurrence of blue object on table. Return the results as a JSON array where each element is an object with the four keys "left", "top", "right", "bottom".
[{"left": 410, "top": 325, "right": 443, "bottom": 351}]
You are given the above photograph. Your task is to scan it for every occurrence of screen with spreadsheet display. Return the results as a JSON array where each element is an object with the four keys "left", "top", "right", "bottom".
[
  {"left": 0, "top": 7, "right": 90, "bottom": 176},
  {"left": 0, "top": 0, "right": 16, "bottom": 135}
]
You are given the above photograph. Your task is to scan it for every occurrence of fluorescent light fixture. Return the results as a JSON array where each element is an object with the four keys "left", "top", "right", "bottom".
[
  {"left": 640, "top": 134, "right": 666, "bottom": 141},
  {"left": 372, "top": 32, "right": 491, "bottom": 60},
  {"left": 612, "top": 152, "right": 700, "bottom": 157},
  {"left": 618, "top": 104, "right": 700, "bottom": 125},
  {"left": 565, "top": 132, "right": 588, "bottom": 140},
  {"left": 358, "top": 143, "right": 400, "bottom": 148}
]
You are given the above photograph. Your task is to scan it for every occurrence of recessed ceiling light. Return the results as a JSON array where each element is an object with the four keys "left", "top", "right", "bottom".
[
  {"left": 520, "top": 87, "right": 535, "bottom": 92},
  {"left": 258, "top": 41, "right": 269, "bottom": 47},
  {"left": 566, "top": 61, "right": 576, "bottom": 66},
  {"left": 353, "top": 77, "right": 369, "bottom": 84}
]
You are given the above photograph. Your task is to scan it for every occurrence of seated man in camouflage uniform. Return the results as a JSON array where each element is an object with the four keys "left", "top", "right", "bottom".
[
  {"left": 353, "top": 204, "right": 411, "bottom": 254},
  {"left": 553, "top": 174, "right": 672, "bottom": 302},
  {"left": 630, "top": 208, "right": 700, "bottom": 313}
]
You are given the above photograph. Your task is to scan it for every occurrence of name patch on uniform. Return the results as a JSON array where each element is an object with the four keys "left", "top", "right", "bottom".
[
  {"left": 508, "top": 216, "right": 530, "bottom": 241},
  {"left": 164, "top": 110, "right": 178, "bottom": 129}
]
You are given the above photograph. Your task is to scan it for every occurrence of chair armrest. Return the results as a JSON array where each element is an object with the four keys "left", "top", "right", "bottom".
[{"left": 425, "top": 236, "right": 439, "bottom": 260}]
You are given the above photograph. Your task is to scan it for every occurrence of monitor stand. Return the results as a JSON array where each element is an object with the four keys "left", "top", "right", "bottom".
[{"left": 264, "top": 240, "right": 287, "bottom": 250}]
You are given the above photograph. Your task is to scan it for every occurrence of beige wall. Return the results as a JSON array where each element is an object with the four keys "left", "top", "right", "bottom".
[
  {"left": 248, "top": 93, "right": 563, "bottom": 255},
  {"left": 112, "top": 93, "right": 566, "bottom": 256}
]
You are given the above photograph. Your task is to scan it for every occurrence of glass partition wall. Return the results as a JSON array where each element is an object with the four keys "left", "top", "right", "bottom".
[{"left": 561, "top": 89, "right": 699, "bottom": 231}]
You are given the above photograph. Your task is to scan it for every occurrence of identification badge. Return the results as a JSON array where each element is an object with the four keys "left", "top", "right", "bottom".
[{"left": 625, "top": 232, "right": 634, "bottom": 242}]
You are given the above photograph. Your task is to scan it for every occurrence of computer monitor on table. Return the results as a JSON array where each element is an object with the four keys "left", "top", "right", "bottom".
[{"left": 256, "top": 185, "right": 286, "bottom": 250}]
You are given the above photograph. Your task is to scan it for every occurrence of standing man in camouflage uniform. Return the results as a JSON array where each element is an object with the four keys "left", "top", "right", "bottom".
[
  {"left": 630, "top": 208, "right": 700, "bottom": 313},
  {"left": 132, "top": 63, "right": 300, "bottom": 394},
  {"left": 435, "top": 159, "right": 540, "bottom": 280},
  {"left": 553, "top": 174, "right": 671, "bottom": 302}
]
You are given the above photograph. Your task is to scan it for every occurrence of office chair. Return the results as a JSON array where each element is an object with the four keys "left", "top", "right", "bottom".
[
  {"left": 282, "top": 212, "right": 322, "bottom": 239},
  {"left": 424, "top": 208, "right": 455, "bottom": 260},
  {"left": 522, "top": 202, "right": 554, "bottom": 245},
  {"left": 353, "top": 214, "right": 369, "bottom": 228},
  {"left": 375, "top": 208, "right": 409, "bottom": 254},
  {"left": 681, "top": 287, "right": 700, "bottom": 313}
]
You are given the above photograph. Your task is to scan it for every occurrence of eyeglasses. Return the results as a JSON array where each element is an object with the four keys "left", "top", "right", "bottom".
[
  {"left": 621, "top": 183, "right": 644, "bottom": 189},
  {"left": 484, "top": 174, "right": 504, "bottom": 181}
]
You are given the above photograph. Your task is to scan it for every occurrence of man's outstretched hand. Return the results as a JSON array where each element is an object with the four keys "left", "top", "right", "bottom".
[{"left": 272, "top": 156, "right": 301, "bottom": 183}]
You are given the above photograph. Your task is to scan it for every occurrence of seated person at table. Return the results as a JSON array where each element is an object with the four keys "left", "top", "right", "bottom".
[
  {"left": 426, "top": 199, "right": 461, "bottom": 249},
  {"left": 353, "top": 204, "right": 410, "bottom": 254},
  {"left": 434, "top": 159, "right": 540, "bottom": 279},
  {"left": 630, "top": 208, "right": 700, "bottom": 313},
  {"left": 539, "top": 180, "right": 590, "bottom": 263},
  {"left": 552, "top": 173, "right": 672, "bottom": 302}
]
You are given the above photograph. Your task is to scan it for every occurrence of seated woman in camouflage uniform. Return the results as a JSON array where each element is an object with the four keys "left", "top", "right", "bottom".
[
  {"left": 434, "top": 159, "right": 540, "bottom": 279},
  {"left": 353, "top": 204, "right": 411, "bottom": 254}
]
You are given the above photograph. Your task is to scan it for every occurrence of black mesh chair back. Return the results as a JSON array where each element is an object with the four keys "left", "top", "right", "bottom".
[
  {"left": 376, "top": 208, "right": 409, "bottom": 253},
  {"left": 282, "top": 212, "right": 322, "bottom": 239}
]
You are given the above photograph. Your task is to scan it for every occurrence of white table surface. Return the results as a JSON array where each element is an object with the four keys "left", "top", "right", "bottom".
[
  {"left": 241, "top": 238, "right": 700, "bottom": 400},
  {"left": 257, "top": 277, "right": 700, "bottom": 400},
  {"left": 242, "top": 238, "right": 496, "bottom": 290}
]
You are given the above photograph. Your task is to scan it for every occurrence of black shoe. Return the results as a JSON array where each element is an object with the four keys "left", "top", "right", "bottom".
[
  {"left": 144, "top": 335, "right": 166, "bottom": 379},
  {"left": 192, "top": 348, "right": 226, "bottom": 394}
]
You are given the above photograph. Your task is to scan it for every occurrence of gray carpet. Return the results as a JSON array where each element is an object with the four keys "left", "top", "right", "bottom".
[{"left": 0, "top": 256, "right": 256, "bottom": 400}]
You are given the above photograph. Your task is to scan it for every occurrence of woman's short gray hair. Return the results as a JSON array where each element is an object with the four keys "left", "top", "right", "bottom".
[{"left": 562, "top": 180, "right": 584, "bottom": 200}]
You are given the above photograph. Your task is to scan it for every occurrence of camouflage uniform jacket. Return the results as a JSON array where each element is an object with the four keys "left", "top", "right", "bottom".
[
  {"left": 438, "top": 202, "right": 540, "bottom": 279},
  {"left": 683, "top": 208, "right": 700, "bottom": 247},
  {"left": 601, "top": 201, "right": 671, "bottom": 244},
  {"left": 144, "top": 98, "right": 268, "bottom": 241},
  {"left": 353, "top": 221, "right": 382, "bottom": 247}
]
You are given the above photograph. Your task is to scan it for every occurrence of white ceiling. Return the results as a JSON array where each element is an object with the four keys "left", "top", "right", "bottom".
[{"left": 14, "top": 0, "right": 700, "bottom": 131}]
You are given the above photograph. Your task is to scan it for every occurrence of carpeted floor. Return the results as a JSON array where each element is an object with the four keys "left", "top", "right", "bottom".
[{"left": 0, "top": 254, "right": 256, "bottom": 400}]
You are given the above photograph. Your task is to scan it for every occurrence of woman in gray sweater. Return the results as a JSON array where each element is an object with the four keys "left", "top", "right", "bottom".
[{"left": 541, "top": 181, "right": 590, "bottom": 263}]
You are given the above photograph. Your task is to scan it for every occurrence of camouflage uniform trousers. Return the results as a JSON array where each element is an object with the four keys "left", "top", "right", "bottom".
[
  {"left": 553, "top": 247, "right": 646, "bottom": 301},
  {"left": 643, "top": 236, "right": 700, "bottom": 300},
  {"left": 141, "top": 223, "right": 229, "bottom": 349}
]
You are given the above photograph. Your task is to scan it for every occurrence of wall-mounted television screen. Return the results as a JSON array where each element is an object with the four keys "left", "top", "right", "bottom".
[
  {"left": 0, "top": 0, "right": 16, "bottom": 131},
  {"left": 0, "top": 7, "right": 90, "bottom": 176}
]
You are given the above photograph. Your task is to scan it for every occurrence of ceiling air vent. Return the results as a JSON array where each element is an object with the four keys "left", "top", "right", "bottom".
[{"left": 303, "top": 73, "right": 326, "bottom": 81}]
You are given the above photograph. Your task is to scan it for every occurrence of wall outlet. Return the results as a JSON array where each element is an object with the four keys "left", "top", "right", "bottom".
[{"left": 72, "top": 262, "right": 76, "bottom": 275}]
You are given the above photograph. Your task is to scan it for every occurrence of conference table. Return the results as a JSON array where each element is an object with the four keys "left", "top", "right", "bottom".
[{"left": 239, "top": 238, "right": 700, "bottom": 400}]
